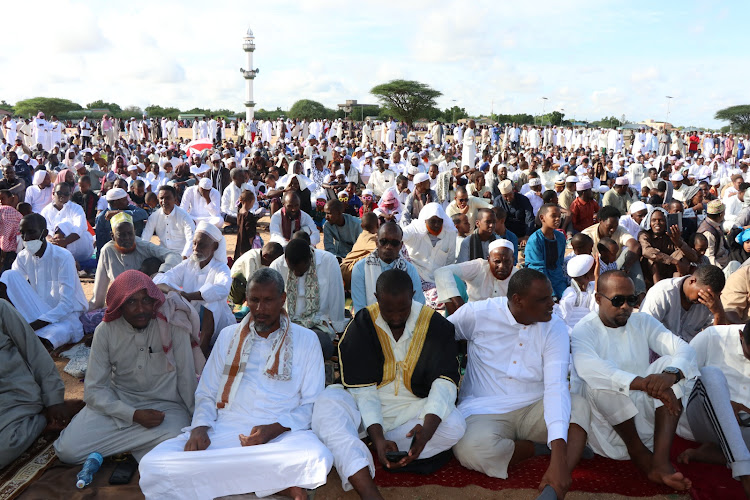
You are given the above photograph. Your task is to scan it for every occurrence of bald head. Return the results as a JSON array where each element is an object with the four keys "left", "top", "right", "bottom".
[{"left": 597, "top": 270, "right": 633, "bottom": 297}]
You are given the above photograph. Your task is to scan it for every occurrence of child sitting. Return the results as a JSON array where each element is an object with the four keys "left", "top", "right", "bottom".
[
  {"left": 525, "top": 203, "right": 567, "bottom": 298},
  {"left": 359, "top": 189, "right": 378, "bottom": 217},
  {"left": 597, "top": 237, "right": 620, "bottom": 274},
  {"left": 557, "top": 254, "right": 598, "bottom": 330},
  {"left": 144, "top": 191, "right": 159, "bottom": 212},
  {"left": 234, "top": 190, "right": 260, "bottom": 260},
  {"left": 312, "top": 190, "right": 327, "bottom": 230},
  {"left": 452, "top": 213, "right": 471, "bottom": 259}
]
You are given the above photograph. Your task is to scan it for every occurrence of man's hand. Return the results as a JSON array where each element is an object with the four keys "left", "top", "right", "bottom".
[
  {"left": 668, "top": 225, "right": 683, "bottom": 247},
  {"left": 156, "top": 283, "right": 177, "bottom": 294},
  {"left": 239, "top": 423, "right": 289, "bottom": 446},
  {"left": 133, "top": 409, "right": 165, "bottom": 428},
  {"left": 675, "top": 259, "right": 691, "bottom": 276},
  {"left": 698, "top": 288, "right": 725, "bottom": 318},
  {"left": 184, "top": 426, "right": 211, "bottom": 451},
  {"left": 44, "top": 403, "right": 69, "bottom": 429},
  {"left": 642, "top": 373, "right": 679, "bottom": 398},
  {"left": 393, "top": 414, "right": 441, "bottom": 469},
  {"left": 539, "top": 439, "right": 571, "bottom": 499}
]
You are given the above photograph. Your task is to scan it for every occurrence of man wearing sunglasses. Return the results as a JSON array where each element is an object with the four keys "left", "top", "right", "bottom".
[{"left": 572, "top": 270, "right": 698, "bottom": 492}]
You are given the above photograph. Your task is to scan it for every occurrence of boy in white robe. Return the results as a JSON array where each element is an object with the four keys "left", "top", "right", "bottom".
[{"left": 557, "top": 254, "right": 597, "bottom": 331}]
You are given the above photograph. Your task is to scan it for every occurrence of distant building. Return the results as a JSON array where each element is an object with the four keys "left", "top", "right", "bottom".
[{"left": 639, "top": 119, "right": 674, "bottom": 131}]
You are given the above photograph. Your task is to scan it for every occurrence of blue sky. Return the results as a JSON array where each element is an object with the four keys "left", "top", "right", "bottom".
[{"left": 2, "top": 0, "right": 744, "bottom": 128}]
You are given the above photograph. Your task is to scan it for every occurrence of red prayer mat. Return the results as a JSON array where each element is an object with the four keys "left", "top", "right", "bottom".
[{"left": 372, "top": 437, "right": 744, "bottom": 499}]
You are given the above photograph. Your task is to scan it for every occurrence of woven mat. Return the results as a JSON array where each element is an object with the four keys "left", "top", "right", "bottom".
[{"left": 0, "top": 432, "right": 59, "bottom": 500}]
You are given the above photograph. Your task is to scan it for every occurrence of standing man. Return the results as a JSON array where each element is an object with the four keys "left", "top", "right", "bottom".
[
  {"left": 79, "top": 116, "right": 93, "bottom": 148},
  {"left": 462, "top": 120, "right": 477, "bottom": 169}
]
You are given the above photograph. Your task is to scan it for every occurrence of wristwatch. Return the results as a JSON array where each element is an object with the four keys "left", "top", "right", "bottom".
[{"left": 662, "top": 366, "right": 683, "bottom": 382}]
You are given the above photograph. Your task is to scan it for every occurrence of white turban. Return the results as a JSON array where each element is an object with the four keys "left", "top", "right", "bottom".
[
  {"left": 488, "top": 238, "right": 514, "bottom": 254},
  {"left": 32, "top": 170, "right": 47, "bottom": 186},
  {"left": 195, "top": 221, "right": 227, "bottom": 264}
]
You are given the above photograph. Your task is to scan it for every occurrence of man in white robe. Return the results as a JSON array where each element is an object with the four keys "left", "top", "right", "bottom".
[
  {"left": 572, "top": 270, "right": 697, "bottom": 491},
  {"left": 0, "top": 213, "right": 87, "bottom": 349},
  {"left": 435, "top": 239, "right": 517, "bottom": 313},
  {"left": 40, "top": 182, "right": 94, "bottom": 262},
  {"left": 198, "top": 118, "right": 209, "bottom": 140},
  {"left": 25, "top": 170, "right": 53, "bottom": 213},
  {"left": 139, "top": 268, "right": 333, "bottom": 500},
  {"left": 31, "top": 113, "right": 48, "bottom": 149},
  {"left": 191, "top": 119, "right": 199, "bottom": 141},
  {"left": 269, "top": 191, "right": 320, "bottom": 247},
  {"left": 461, "top": 120, "right": 477, "bottom": 168},
  {"left": 154, "top": 222, "right": 235, "bottom": 354},
  {"left": 180, "top": 177, "right": 223, "bottom": 228}
]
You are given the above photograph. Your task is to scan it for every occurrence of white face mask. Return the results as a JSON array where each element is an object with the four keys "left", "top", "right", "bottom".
[{"left": 24, "top": 236, "right": 44, "bottom": 255}]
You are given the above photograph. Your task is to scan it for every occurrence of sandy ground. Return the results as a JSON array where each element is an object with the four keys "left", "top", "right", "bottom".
[{"left": 57, "top": 221, "right": 686, "bottom": 500}]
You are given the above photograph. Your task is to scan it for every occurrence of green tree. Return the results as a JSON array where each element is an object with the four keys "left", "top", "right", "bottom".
[
  {"left": 370, "top": 80, "right": 442, "bottom": 125},
  {"left": 0, "top": 100, "right": 14, "bottom": 113},
  {"left": 86, "top": 99, "right": 122, "bottom": 114},
  {"left": 288, "top": 99, "right": 329, "bottom": 120},
  {"left": 715, "top": 105, "right": 750, "bottom": 133},
  {"left": 144, "top": 105, "right": 180, "bottom": 118},
  {"left": 590, "top": 115, "right": 621, "bottom": 128},
  {"left": 441, "top": 106, "right": 468, "bottom": 123},
  {"left": 121, "top": 105, "right": 144, "bottom": 117},
  {"left": 14, "top": 97, "right": 82, "bottom": 118}
]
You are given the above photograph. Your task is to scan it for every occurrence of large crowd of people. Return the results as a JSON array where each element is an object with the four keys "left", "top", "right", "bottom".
[{"left": 1, "top": 113, "right": 750, "bottom": 500}]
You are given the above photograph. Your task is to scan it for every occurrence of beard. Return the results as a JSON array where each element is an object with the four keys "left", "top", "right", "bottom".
[
  {"left": 113, "top": 241, "right": 136, "bottom": 254},
  {"left": 191, "top": 252, "right": 206, "bottom": 263}
]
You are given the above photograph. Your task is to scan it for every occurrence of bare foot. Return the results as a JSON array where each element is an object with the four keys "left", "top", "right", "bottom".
[
  {"left": 647, "top": 465, "right": 692, "bottom": 491},
  {"left": 677, "top": 443, "right": 725, "bottom": 465},
  {"left": 278, "top": 486, "right": 307, "bottom": 500}
]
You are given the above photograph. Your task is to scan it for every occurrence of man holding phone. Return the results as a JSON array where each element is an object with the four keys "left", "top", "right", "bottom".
[{"left": 676, "top": 322, "right": 750, "bottom": 497}]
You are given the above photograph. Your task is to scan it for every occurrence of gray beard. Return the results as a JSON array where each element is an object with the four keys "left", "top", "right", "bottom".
[{"left": 254, "top": 321, "right": 276, "bottom": 333}]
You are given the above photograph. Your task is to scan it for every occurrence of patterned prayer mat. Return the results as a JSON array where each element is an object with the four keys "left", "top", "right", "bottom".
[{"left": 0, "top": 432, "right": 59, "bottom": 500}]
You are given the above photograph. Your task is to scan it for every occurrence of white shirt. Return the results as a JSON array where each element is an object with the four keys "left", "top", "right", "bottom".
[
  {"left": 220, "top": 182, "right": 255, "bottom": 218},
  {"left": 180, "top": 185, "right": 221, "bottom": 220},
  {"left": 268, "top": 210, "right": 320, "bottom": 247},
  {"left": 689, "top": 325, "right": 750, "bottom": 409},
  {"left": 40, "top": 201, "right": 89, "bottom": 240},
  {"left": 366, "top": 169, "right": 396, "bottom": 197},
  {"left": 348, "top": 301, "right": 457, "bottom": 432},
  {"left": 449, "top": 297, "right": 571, "bottom": 444},
  {"left": 270, "top": 249, "right": 345, "bottom": 333},
  {"left": 402, "top": 226, "right": 456, "bottom": 283},
  {"left": 140, "top": 206, "right": 196, "bottom": 258},
  {"left": 25, "top": 185, "right": 52, "bottom": 213},
  {"left": 556, "top": 282, "right": 597, "bottom": 331},
  {"left": 435, "top": 259, "right": 517, "bottom": 303}
]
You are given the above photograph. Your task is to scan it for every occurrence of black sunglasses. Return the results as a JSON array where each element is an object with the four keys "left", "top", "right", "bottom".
[
  {"left": 378, "top": 238, "right": 401, "bottom": 247},
  {"left": 599, "top": 293, "right": 638, "bottom": 307}
]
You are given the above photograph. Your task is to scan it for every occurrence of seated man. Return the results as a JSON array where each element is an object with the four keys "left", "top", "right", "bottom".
[
  {"left": 90, "top": 213, "right": 182, "bottom": 309},
  {"left": 0, "top": 213, "right": 88, "bottom": 349},
  {"left": 323, "top": 199, "right": 362, "bottom": 260},
  {"left": 95, "top": 187, "right": 149, "bottom": 254},
  {"left": 340, "top": 212, "right": 379, "bottom": 290},
  {"left": 180, "top": 177, "right": 223, "bottom": 228},
  {"left": 639, "top": 265, "right": 727, "bottom": 342},
  {"left": 140, "top": 185, "right": 196, "bottom": 259},
  {"left": 401, "top": 202, "right": 457, "bottom": 309},
  {"left": 55, "top": 271, "right": 200, "bottom": 464},
  {"left": 139, "top": 268, "right": 333, "bottom": 500},
  {"left": 699, "top": 200, "right": 730, "bottom": 268},
  {"left": 313, "top": 269, "right": 466, "bottom": 499},
  {"left": 676, "top": 322, "right": 750, "bottom": 497},
  {"left": 25, "top": 170, "right": 52, "bottom": 214},
  {"left": 457, "top": 208, "right": 497, "bottom": 263},
  {"left": 269, "top": 191, "right": 320, "bottom": 247},
  {"left": 40, "top": 182, "right": 94, "bottom": 262},
  {"left": 270, "top": 238, "right": 345, "bottom": 359},
  {"left": 0, "top": 299, "right": 82, "bottom": 468},
  {"left": 722, "top": 265, "right": 750, "bottom": 324},
  {"left": 229, "top": 241, "right": 284, "bottom": 306},
  {"left": 450, "top": 269, "right": 590, "bottom": 498},
  {"left": 351, "top": 221, "right": 424, "bottom": 313},
  {"left": 445, "top": 186, "right": 492, "bottom": 230},
  {"left": 436, "top": 238, "right": 516, "bottom": 314},
  {"left": 571, "top": 270, "right": 697, "bottom": 491},
  {"left": 154, "top": 221, "right": 235, "bottom": 354}
]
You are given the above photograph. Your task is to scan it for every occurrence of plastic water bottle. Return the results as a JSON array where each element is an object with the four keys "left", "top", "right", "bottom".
[{"left": 76, "top": 452, "right": 103, "bottom": 489}]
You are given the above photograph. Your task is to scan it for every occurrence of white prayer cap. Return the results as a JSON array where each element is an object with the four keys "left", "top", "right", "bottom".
[
  {"left": 576, "top": 180, "right": 591, "bottom": 191},
  {"left": 211, "top": 153, "right": 221, "bottom": 161},
  {"left": 413, "top": 172, "right": 430, "bottom": 184},
  {"left": 21, "top": 154, "right": 30, "bottom": 162},
  {"left": 615, "top": 176, "right": 629, "bottom": 186},
  {"left": 710, "top": 177, "right": 720, "bottom": 186},
  {"left": 629, "top": 201, "right": 647, "bottom": 214},
  {"left": 670, "top": 173, "right": 684, "bottom": 181},
  {"left": 335, "top": 169, "right": 345, "bottom": 176},
  {"left": 355, "top": 147, "right": 362, "bottom": 152},
  {"left": 567, "top": 254, "right": 595, "bottom": 278},
  {"left": 529, "top": 178, "right": 542, "bottom": 187},
  {"left": 598, "top": 185, "right": 609, "bottom": 193},
  {"left": 105, "top": 187, "right": 128, "bottom": 201},
  {"left": 565, "top": 175, "right": 579, "bottom": 183},
  {"left": 307, "top": 134, "right": 316, "bottom": 140},
  {"left": 195, "top": 220, "right": 222, "bottom": 243},
  {"left": 313, "top": 189, "right": 327, "bottom": 201},
  {"left": 554, "top": 176, "right": 566, "bottom": 185},
  {"left": 361, "top": 189, "right": 374, "bottom": 197},
  {"left": 407, "top": 166, "right": 420, "bottom": 176},
  {"left": 32, "top": 170, "right": 47, "bottom": 185},
  {"left": 499, "top": 180, "right": 513, "bottom": 194},
  {"left": 81, "top": 148, "right": 92, "bottom": 154},
  {"left": 488, "top": 238, "right": 514, "bottom": 254},
  {"left": 364, "top": 152, "right": 373, "bottom": 159},
  {"left": 198, "top": 177, "right": 212, "bottom": 190},
  {"left": 127, "top": 165, "right": 138, "bottom": 171}
]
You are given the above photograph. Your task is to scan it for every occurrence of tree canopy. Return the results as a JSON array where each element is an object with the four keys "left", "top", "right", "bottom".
[
  {"left": 715, "top": 105, "right": 750, "bottom": 134},
  {"left": 86, "top": 100, "right": 122, "bottom": 114},
  {"left": 14, "top": 97, "right": 82, "bottom": 118},
  {"left": 144, "top": 105, "right": 181, "bottom": 118},
  {"left": 370, "top": 79, "right": 442, "bottom": 125},
  {"left": 288, "top": 99, "right": 329, "bottom": 120}
]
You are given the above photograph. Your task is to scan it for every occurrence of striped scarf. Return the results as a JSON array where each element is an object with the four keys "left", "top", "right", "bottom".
[{"left": 286, "top": 249, "right": 319, "bottom": 329}]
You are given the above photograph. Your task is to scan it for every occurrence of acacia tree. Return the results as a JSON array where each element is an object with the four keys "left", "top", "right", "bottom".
[
  {"left": 14, "top": 97, "right": 82, "bottom": 118},
  {"left": 715, "top": 105, "right": 750, "bottom": 134},
  {"left": 288, "top": 99, "right": 330, "bottom": 120},
  {"left": 370, "top": 80, "right": 442, "bottom": 125}
]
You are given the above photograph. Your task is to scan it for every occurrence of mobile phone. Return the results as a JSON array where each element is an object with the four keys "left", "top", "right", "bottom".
[
  {"left": 739, "top": 412, "right": 750, "bottom": 427},
  {"left": 109, "top": 456, "right": 137, "bottom": 485},
  {"left": 666, "top": 212, "right": 682, "bottom": 233},
  {"left": 386, "top": 451, "right": 408, "bottom": 462}
]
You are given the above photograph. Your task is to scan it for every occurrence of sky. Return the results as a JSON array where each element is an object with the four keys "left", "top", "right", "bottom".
[{"left": 2, "top": 0, "right": 744, "bottom": 128}]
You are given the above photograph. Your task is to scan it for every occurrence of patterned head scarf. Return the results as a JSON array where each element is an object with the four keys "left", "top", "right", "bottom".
[{"left": 103, "top": 270, "right": 165, "bottom": 323}]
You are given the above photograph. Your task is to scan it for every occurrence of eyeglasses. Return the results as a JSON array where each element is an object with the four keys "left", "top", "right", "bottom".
[
  {"left": 457, "top": 198, "right": 469, "bottom": 202},
  {"left": 598, "top": 293, "right": 638, "bottom": 307},
  {"left": 378, "top": 238, "right": 401, "bottom": 247}
]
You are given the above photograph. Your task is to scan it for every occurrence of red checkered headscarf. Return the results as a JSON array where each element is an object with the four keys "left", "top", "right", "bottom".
[{"left": 103, "top": 270, "right": 165, "bottom": 323}]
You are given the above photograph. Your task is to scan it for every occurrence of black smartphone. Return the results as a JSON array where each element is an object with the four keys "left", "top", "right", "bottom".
[
  {"left": 386, "top": 451, "right": 408, "bottom": 463},
  {"left": 109, "top": 456, "right": 137, "bottom": 485},
  {"left": 666, "top": 212, "right": 682, "bottom": 233},
  {"left": 739, "top": 412, "right": 750, "bottom": 427}
]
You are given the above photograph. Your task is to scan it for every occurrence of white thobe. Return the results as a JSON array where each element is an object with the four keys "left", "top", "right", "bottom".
[
  {"left": 31, "top": 118, "right": 48, "bottom": 149},
  {"left": 180, "top": 186, "right": 223, "bottom": 228},
  {"left": 268, "top": 210, "right": 320, "bottom": 247},
  {"left": 139, "top": 320, "right": 332, "bottom": 500},
  {"left": 556, "top": 282, "right": 597, "bottom": 331},
  {"left": 140, "top": 206, "right": 196, "bottom": 258},
  {"left": 208, "top": 119, "right": 217, "bottom": 141},
  {"left": 0, "top": 244, "right": 87, "bottom": 348},
  {"left": 461, "top": 128, "right": 476, "bottom": 168},
  {"left": 25, "top": 185, "right": 52, "bottom": 214},
  {"left": 153, "top": 258, "right": 235, "bottom": 345},
  {"left": 435, "top": 260, "right": 517, "bottom": 303},
  {"left": 571, "top": 312, "right": 698, "bottom": 460},
  {"left": 40, "top": 201, "right": 94, "bottom": 262},
  {"left": 48, "top": 120, "right": 63, "bottom": 146},
  {"left": 220, "top": 182, "right": 255, "bottom": 218},
  {"left": 191, "top": 121, "right": 199, "bottom": 141},
  {"left": 198, "top": 121, "right": 209, "bottom": 139},
  {"left": 365, "top": 169, "right": 396, "bottom": 197},
  {"left": 402, "top": 226, "right": 457, "bottom": 283},
  {"left": 270, "top": 249, "right": 346, "bottom": 335}
]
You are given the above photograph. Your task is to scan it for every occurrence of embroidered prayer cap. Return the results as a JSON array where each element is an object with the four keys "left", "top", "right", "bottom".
[
  {"left": 111, "top": 211, "right": 134, "bottom": 229},
  {"left": 529, "top": 178, "right": 542, "bottom": 187},
  {"left": 568, "top": 254, "right": 595, "bottom": 278},
  {"left": 499, "top": 179, "right": 513, "bottom": 194},
  {"left": 106, "top": 187, "right": 128, "bottom": 201},
  {"left": 488, "top": 238, "right": 514, "bottom": 254},
  {"left": 614, "top": 176, "right": 629, "bottom": 186},
  {"left": 707, "top": 200, "right": 725, "bottom": 215},
  {"left": 32, "top": 170, "right": 47, "bottom": 185},
  {"left": 575, "top": 180, "right": 591, "bottom": 191},
  {"left": 198, "top": 177, "right": 212, "bottom": 190},
  {"left": 127, "top": 165, "right": 138, "bottom": 171},
  {"left": 598, "top": 185, "right": 609, "bottom": 193},
  {"left": 670, "top": 172, "right": 684, "bottom": 181},
  {"left": 102, "top": 270, "right": 164, "bottom": 323},
  {"left": 407, "top": 166, "right": 420, "bottom": 176},
  {"left": 413, "top": 172, "right": 430, "bottom": 184}
]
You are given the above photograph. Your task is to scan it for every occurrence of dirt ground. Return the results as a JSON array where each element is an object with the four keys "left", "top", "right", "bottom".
[{"left": 57, "top": 221, "right": 686, "bottom": 500}]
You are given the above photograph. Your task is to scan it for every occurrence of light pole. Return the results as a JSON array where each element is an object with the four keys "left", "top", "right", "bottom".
[
  {"left": 541, "top": 97, "right": 548, "bottom": 125},
  {"left": 451, "top": 99, "right": 457, "bottom": 124},
  {"left": 665, "top": 96, "right": 673, "bottom": 126}
]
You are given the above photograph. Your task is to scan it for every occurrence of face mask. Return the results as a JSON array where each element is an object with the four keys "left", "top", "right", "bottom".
[{"left": 24, "top": 235, "right": 44, "bottom": 254}]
